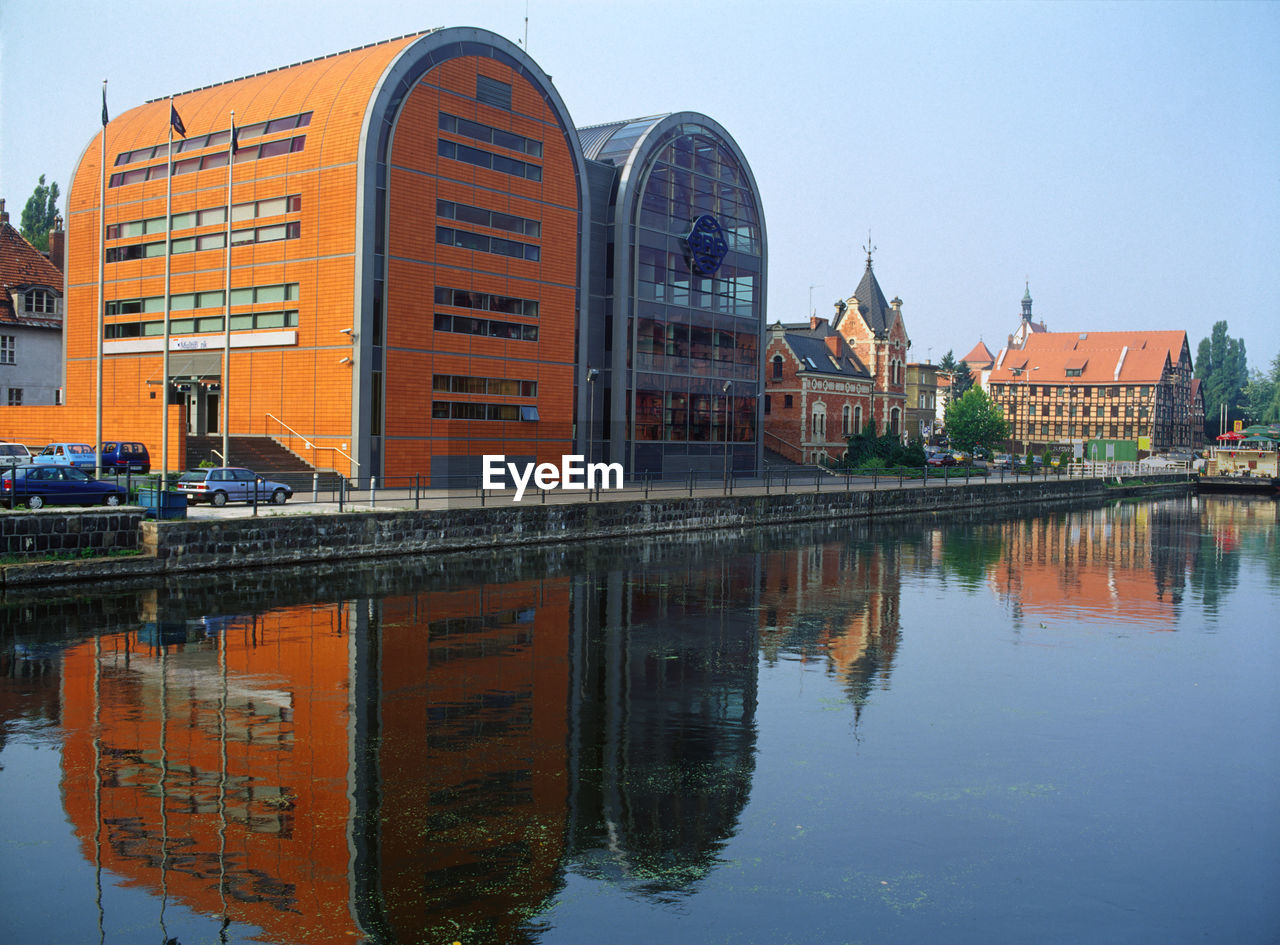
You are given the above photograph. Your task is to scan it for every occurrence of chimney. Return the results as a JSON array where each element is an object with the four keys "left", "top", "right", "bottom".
[
  {"left": 810, "top": 315, "right": 822, "bottom": 331},
  {"left": 825, "top": 336, "right": 842, "bottom": 359},
  {"left": 0, "top": 198, "right": 7, "bottom": 225},
  {"left": 47, "top": 214, "right": 65, "bottom": 272}
]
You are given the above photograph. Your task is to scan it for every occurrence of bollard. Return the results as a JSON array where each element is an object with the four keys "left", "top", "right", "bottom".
[
  {"left": 370, "top": 476, "right": 378, "bottom": 508},
  {"left": 339, "top": 477, "right": 345, "bottom": 512},
  {"left": 923, "top": 464, "right": 928, "bottom": 486},
  {"left": 415, "top": 473, "right": 421, "bottom": 510},
  {"left": 313, "top": 472, "right": 319, "bottom": 504}
]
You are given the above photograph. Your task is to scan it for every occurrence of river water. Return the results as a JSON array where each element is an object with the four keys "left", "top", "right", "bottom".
[{"left": 1, "top": 494, "right": 1276, "bottom": 945}]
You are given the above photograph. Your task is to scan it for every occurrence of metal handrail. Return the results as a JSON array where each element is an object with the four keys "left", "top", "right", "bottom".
[{"left": 265, "top": 413, "right": 359, "bottom": 471}]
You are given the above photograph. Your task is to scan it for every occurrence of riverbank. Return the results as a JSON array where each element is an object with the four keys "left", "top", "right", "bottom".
[{"left": 0, "top": 475, "right": 1193, "bottom": 590}]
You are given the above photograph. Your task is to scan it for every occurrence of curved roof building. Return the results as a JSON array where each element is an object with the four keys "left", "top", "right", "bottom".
[
  {"left": 579, "top": 114, "right": 767, "bottom": 476},
  {"left": 60, "top": 28, "right": 590, "bottom": 479},
  {"left": 43, "top": 28, "right": 767, "bottom": 483}
]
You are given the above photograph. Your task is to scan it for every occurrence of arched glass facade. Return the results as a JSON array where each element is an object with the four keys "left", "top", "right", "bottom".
[{"left": 584, "top": 115, "right": 766, "bottom": 478}]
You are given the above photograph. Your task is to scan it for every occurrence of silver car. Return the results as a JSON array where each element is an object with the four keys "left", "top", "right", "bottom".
[{"left": 176, "top": 467, "right": 293, "bottom": 506}]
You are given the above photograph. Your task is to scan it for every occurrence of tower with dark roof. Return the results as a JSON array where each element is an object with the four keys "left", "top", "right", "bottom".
[{"left": 830, "top": 250, "right": 910, "bottom": 439}]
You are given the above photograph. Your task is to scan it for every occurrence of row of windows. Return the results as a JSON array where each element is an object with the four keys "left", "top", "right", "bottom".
[
  {"left": 109, "top": 136, "right": 306, "bottom": 187},
  {"left": 433, "top": 312, "right": 538, "bottom": 341},
  {"left": 438, "top": 112, "right": 543, "bottom": 157},
  {"left": 1011, "top": 403, "right": 1149, "bottom": 418},
  {"left": 433, "top": 286, "right": 539, "bottom": 318},
  {"left": 438, "top": 138, "right": 542, "bottom": 181},
  {"left": 437, "top": 199, "right": 540, "bottom": 237},
  {"left": 106, "top": 222, "right": 300, "bottom": 261},
  {"left": 432, "top": 374, "right": 537, "bottom": 397},
  {"left": 106, "top": 196, "right": 301, "bottom": 240},
  {"left": 436, "top": 226, "right": 540, "bottom": 261},
  {"left": 114, "top": 112, "right": 313, "bottom": 166},
  {"left": 997, "top": 383, "right": 1154, "bottom": 398},
  {"left": 107, "top": 284, "right": 299, "bottom": 316},
  {"left": 1021, "top": 424, "right": 1138, "bottom": 439},
  {"left": 431, "top": 401, "right": 540, "bottom": 421},
  {"left": 104, "top": 310, "right": 298, "bottom": 339}
]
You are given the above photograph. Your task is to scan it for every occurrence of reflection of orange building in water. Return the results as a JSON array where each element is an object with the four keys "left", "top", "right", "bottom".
[
  {"left": 986, "top": 501, "right": 1199, "bottom": 626},
  {"left": 58, "top": 576, "right": 573, "bottom": 943},
  {"left": 757, "top": 534, "right": 902, "bottom": 707}
]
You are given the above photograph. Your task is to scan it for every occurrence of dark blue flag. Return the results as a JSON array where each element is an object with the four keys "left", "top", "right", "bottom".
[
  {"left": 101, "top": 87, "right": 109, "bottom": 126},
  {"left": 230, "top": 121, "right": 239, "bottom": 154},
  {"left": 170, "top": 103, "right": 186, "bottom": 137}
]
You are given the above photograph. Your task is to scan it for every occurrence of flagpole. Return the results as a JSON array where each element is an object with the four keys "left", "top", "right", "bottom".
[
  {"left": 221, "top": 111, "right": 234, "bottom": 467},
  {"left": 95, "top": 80, "right": 107, "bottom": 479},
  {"left": 161, "top": 99, "right": 175, "bottom": 488}
]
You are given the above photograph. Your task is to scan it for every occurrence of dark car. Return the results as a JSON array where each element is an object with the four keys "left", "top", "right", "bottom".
[
  {"left": 100, "top": 440, "right": 151, "bottom": 473},
  {"left": 926, "top": 450, "right": 956, "bottom": 467},
  {"left": 176, "top": 467, "right": 293, "bottom": 506},
  {"left": 1, "top": 464, "right": 127, "bottom": 509}
]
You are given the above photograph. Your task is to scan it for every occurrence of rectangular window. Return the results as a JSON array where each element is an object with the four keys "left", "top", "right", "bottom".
[
  {"left": 437, "top": 199, "right": 540, "bottom": 237},
  {"left": 433, "top": 286, "right": 538, "bottom": 318},
  {"left": 0, "top": 336, "right": 14, "bottom": 364},
  {"left": 476, "top": 75, "right": 513, "bottom": 110},
  {"left": 432, "top": 313, "right": 538, "bottom": 341},
  {"left": 7, "top": 389, "right": 21, "bottom": 406},
  {"left": 437, "top": 138, "right": 542, "bottom": 181}
]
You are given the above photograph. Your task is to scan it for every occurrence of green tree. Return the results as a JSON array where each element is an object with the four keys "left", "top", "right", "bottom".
[
  {"left": 19, "top": 175, "right": 60, "bottom": 252},
  {"left": 1242, "top": 353, "right": 1280, "bottom": 424},
  {"left": 937, "top": 349, "right": 957, "bottom": 373},
  {"left": 944, "top": 386, "right": 1009, "bottom": 453},
  {"left": 1194, "top": 321, "right": 1248, "bottom": 438},
  {"left": 950, "top": 360, "right": 975, "bottom": 399}
]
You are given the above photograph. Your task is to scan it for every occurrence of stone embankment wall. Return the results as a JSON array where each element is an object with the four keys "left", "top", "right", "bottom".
[
  {"left": 0, "top": 477, "right": 1193, "bottom": 589},
  {"left": 1, "top": 509, "right": 145, "bottom": 560}
]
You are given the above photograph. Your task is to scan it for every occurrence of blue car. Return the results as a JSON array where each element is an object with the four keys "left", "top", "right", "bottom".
[
  {"left": 32, "top": 442, "right": 97, "bottom": 470},
  {"left": 1, "top": 464, "right": 128, "bottom": 509}
]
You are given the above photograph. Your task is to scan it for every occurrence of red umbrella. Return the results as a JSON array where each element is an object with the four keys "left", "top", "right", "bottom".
[{"left": 1216, "top": 431, "right": 1246, "bottom": 441}]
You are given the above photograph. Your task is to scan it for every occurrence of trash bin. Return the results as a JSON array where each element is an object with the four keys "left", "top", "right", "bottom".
[{"left": 138, "top": 488, "right": 188, "bottom": 520}]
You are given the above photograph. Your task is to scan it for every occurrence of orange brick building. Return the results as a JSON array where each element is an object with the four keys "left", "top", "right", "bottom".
[
  {"left": 5, "top": 27, "right": 768, "bottom": 483},
  {"left": 18, "top": 28, "right": 592, "bottom": 481}
]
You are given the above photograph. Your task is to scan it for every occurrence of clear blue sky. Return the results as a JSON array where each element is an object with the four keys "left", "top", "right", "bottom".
[{"left": 3, "top": 0, "right": 1277, "bottom": 369}]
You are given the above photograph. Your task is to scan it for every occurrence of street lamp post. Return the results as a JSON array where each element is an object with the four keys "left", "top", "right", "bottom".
[
  {"left": 722, "top": 379, "right": 733, "bottom": 493},
  {"left": 1019, "top": 366, "right": 1040, "bottom": 460},
  {"left": 586, "top": 368, "right": 599, "bottom": 466}
]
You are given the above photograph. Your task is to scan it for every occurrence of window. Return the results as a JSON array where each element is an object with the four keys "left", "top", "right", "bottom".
[
  {"left": 812, "top": 405, "right": 826, "bottom": 440},
  {"left": 436, "top": 226, "right": 540, "bottom": 261},
  {"left": 431, "top": 401, "right": 538, "bottom": 421},
  {"left": 843, "top": 404, "right": 852, "bottom": 436},
  {"left": 433, "top": 286, "right": 539, "bottom": 318},
  {"left": 438, "top": 138, "right": 542, "bottom": 181},
  {"left": 437, "top": 200, "right": 540, "bottom": 237},
  {"left": 7, "top": 389, "right": 21, "bottom": 406},
  {"left": 854, "top": 405, "right": 863, "bottom": 434},
  {"left": 476, "top": 75, "right": 513, "bottom": 110},
  {"left": 784, "top": 394, "right": 793, "bottom": 409},
  {"left": 764, "top": 395, "right": 771, "bottom": 415},
  {"left": 24, "top": 290, "right": 57, "bottom": 314},
  {"left": 433, "top": 313, "right": 538, "bottom": 341},
  {"left": 432, "top": 374, "right": 537, "bottom": 397},
  {"left": 772, "top": 356, "right": 783, "bottom": 380},
  {"left": 439, "top": 112, "right": 541, "bottom": 156},
  {"left": 0, "top": 336, "right": 13, "bottom": 364}
]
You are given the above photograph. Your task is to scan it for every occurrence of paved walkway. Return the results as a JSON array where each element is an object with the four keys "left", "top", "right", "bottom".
[{"left": 182, "top": 469, "right": 1182, "bottom": 520}]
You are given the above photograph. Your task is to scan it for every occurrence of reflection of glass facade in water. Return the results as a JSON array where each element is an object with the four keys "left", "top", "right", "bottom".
[{"left": 580, "top": 114, "right": 767, "bottom": 477}]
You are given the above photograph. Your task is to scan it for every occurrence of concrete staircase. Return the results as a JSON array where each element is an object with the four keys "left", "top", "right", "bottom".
[{"left": 185, "top": 435, "right": 343, "bottom": 492}]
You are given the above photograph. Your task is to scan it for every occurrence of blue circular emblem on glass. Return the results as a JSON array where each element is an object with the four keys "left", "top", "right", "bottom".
[{"left": 685, "top": 214, "right": 728, "bottom": 276}]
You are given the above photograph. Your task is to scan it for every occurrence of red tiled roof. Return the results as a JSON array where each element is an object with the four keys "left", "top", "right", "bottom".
[
  {"left": 1, "top": 219, "right": 63, "bottom": 326},
  {"left": 988, "top": 330, "right": 1188, "bottom": 385},
  {"left": 962, "top": 340, "right": 994, "bottom": 366}
]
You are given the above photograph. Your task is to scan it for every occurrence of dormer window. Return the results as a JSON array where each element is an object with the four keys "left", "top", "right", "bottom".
[{"left": 24, "top": 289, "right": 57, "bottom": 315}]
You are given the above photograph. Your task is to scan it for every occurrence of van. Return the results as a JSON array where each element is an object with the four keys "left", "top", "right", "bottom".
[
  {"left": 100, "top": 441, "right": 151, "bottom": 473},
  {"left": 0, "top": 442, "right": 32, "bottom": 467}
]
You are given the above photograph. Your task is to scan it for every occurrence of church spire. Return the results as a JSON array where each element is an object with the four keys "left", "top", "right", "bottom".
[{"left": 1021, "top": 280, "right": 1033, "bottom": 322}]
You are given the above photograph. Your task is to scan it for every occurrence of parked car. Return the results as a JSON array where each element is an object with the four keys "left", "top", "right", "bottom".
[
  {"left": 100, "top": 440, "right": 151, "bottom": 473},
  {"left": 993, "top": 453, "right": 1014, "bottom": 469},
  {"left": 0, "top": 442, "right": 32, "bottom": 467},
  {"left": 950, "top": 450, "right": 972, "bottom": 465},
  {"left": 32, "top": 442, "right": 97, "bottom": 470},
  {"left": 0, "top": 464, "right": 127, "bottom": 509},
  {"left": 926, "top": 450, "right": 956, "bottom": 467},
  {"left": 176, "top": 467, "right": 293, "bottom": 506}
]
